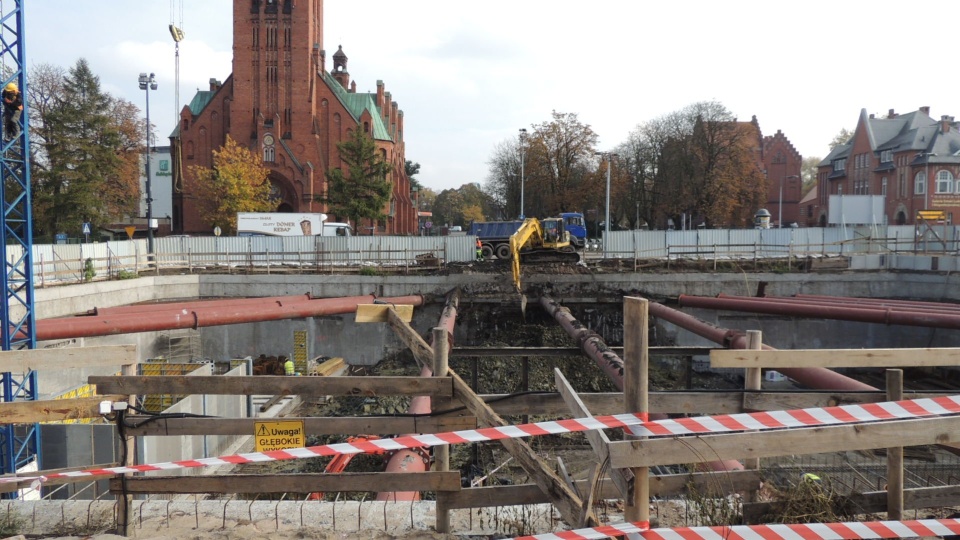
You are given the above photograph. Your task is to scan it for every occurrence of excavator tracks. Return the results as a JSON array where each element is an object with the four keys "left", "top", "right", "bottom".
[{"left": 519, "top": 248, "right": 581, "bottom": 265}]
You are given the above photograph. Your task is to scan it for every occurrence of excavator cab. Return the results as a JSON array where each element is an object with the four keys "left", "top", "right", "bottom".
[{"left": 510, "top": 217, "right": 579, "bottom": 292}]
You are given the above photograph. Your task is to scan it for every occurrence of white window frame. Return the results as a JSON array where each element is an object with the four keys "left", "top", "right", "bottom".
[
  {"left": 915, "top": 171, "right": 927, "bottom": 195},
  {"left": 936, "top": 170, "right": 953, "bottom": 194},
  {"left": 881, "top": 176, "right": 887, "bottom": 196}
]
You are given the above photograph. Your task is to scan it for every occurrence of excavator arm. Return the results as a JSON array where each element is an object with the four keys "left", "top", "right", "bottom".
[{"left": 509, "top": 218, "right": 543, "bottom": 291}]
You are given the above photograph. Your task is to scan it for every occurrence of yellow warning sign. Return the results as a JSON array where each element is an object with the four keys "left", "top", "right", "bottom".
[
  {"left": 125, "top": 226, "right": 136, "bottom": 239},
  {"left": 917, "top": 210, "right": 946, "bottom": 221},
  {"left": 254, "top": 420, "right": 305, "bottom": 452}
]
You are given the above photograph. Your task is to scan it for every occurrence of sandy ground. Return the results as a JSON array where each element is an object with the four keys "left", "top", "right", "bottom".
[{"left": 1, "top": 498, "right": 702, "bottom": 539}]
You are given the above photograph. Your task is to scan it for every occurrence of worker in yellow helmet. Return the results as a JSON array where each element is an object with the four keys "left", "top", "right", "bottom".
[
  {"left": 2, "top": 82, "right": 22, "bottom": 141},
  {"left": 282, "top": 356, "right": 295, "bottom": 376},
  {"left": 801, "top": 472, "right": 822, "bottom": 485}
]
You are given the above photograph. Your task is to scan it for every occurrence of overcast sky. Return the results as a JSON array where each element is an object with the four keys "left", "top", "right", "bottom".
[{"left": 23, "top": 1, "right": 960, "bottom": 193}]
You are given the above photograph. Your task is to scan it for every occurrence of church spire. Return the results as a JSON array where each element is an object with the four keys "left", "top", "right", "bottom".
[{"left": 332, "top": 45, "right": 350, "bottom": 89}]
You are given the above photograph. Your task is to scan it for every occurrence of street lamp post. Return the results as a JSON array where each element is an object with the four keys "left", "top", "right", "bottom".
[
  {"left": 139, "top": 72, "right": 157, "bottom": 255},
  {"left": 518, "top": 128, "right": 527, "bottom": 219},
  {"left": 779, "top": 175, "right": 799, "bottom": 228},
  {"left": 596, "top": 152, "right": 617, "bottom": 258}
]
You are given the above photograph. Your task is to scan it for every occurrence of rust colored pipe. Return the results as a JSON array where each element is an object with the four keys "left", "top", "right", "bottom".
[
  {"left": 650, "top": 301, "right": 876, "bottom": 392},
  {"left": 792, "top": 294, "right": 960, "bottom": 312},
  {"left": 539, "top": 295, "right": 745, "bottom": 472},
  {"left": 83, "top": 293, "right": 316, "bottom": 316},
  {"left": 722, "top": 293, "right": 960, "bottom": 315},
  {"left": 379, "top": 289, "right": 460, "bottom": 502},
  {"left": 33, "top": 295, "right": 424, "bottom": 341},
  {"left": 678, "top": 294, "right": 960, "bottom": 331}
]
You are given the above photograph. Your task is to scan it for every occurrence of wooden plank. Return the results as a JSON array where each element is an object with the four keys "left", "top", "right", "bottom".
[
  {"left": 122, "top": 415, "right": 476, "bottom": 437},
  {"left": 743, "top": 330, "right": 763, "bottom": 472},
  {"left": 742, "top": 484, "right": 960, "bottom": 523},
  {"left": 88, "top": 375, "right": 453, "bottom": 397},
  {"left": 109, "top": 472, "right": 461, "bottom": 495},
  {"left": 649, "top": 470, "right": 762, "bottom": 498},
  {"left": 470, "top": 391, "right": 742, "bottom": 416},
  {"left": 450, "top": 369, "right": 595, "bottom": 527},
  {"left": 462, "top": 391, "right": 946, "bottom": 417},
  {"left": 443, "top": 471, "right": 764, "bottom": 510},
  {"left": 355, "top": 304, "right": 414, "bottom": 323},
  {"left": 609, "top": 415, "right": 960, "bottom": 469},
  {"left": 0, "top": 395, "right": 126, "bottom": 424},
  {"left": 386, "top": 308, "right": 434, "bottom": 368},
  {"left": 623, "top": 296, "right": 650, "bottom": 524},
  {"left": 554, "top": 368, "right": 630, "bottom": 498},
  {"left": 445, "top": 479, "right": 621, "bottom": 510},
  {"left": 451, "top": 346, "right": 714, "bottom": 358},
  {"left": 886, "top": 369, "right": 904, "bottom": 520},
  {"left": 0, "top": 345, "right": 137, "bottom": 372},
  {"left": 313, "top": 357, "right": 345, "bottom": 376},
  {"left": 711, "top": 347, "right": 960, "bottom": 369}
]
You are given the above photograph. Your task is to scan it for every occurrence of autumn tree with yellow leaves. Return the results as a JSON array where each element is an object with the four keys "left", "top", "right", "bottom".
[{"left": 190, "top": 136, "right": 275, "bottom": 234}]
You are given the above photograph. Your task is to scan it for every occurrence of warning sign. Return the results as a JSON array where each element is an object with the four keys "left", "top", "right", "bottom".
[
  {"left": 918, "top": 210, "right": 946, "bottom": 221},
  {"left": 254, "top": 420, "right": 305, "bottom": 452}
]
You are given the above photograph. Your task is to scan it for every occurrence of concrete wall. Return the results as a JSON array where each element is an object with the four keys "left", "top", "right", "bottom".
[{"left": 139, "top": 363, "right": 249, "bottom": 475}]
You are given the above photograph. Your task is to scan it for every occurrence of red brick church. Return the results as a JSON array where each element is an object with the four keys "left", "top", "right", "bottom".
[{"left": 170, "top": 0, "right": 416, "bottom": 235}]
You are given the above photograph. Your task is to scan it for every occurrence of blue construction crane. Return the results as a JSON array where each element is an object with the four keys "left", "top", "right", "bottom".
[{"left": 0, "top": 0, "right": 39, "bottom": 486}]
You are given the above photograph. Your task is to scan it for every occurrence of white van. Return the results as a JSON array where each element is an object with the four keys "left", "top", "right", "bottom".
[{"left": 322, "top": 222, "right": 352, "bottom": 236}]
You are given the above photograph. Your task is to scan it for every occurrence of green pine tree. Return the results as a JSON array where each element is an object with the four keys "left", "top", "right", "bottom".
[
  {"left": 33, "top": 59, "right": 126, "bottom": 240},
  {"left": 322, "top": 129, "right": 393, "bottom": 233}
]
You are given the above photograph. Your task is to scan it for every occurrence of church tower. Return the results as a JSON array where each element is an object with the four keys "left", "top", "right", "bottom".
[{"left": 173, "top": 0, "right": 417, "bottom": 235}]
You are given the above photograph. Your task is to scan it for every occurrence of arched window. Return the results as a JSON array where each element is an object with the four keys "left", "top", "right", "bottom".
[
  {"left": 881, "top": 176, "right": 887, "bottom": 196},
  {"left": 936, "top": 170, "right": 954, "bottom": 193},
  {"left": 363, "top": 121, "right": 370, "bottom": 133},
  {"left": 915, "top": 171, "right": 927, "bottom": 195},
  {"left": 186, "top": 141, "right": 194, "bottom": 160},
  {"left": 264, "top": 146, "right": 275, "bottom": 162}
]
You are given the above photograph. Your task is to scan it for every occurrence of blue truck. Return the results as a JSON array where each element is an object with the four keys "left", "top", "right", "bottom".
[{"left": 471, "top": 212, "right": 586, "bottom": 259}]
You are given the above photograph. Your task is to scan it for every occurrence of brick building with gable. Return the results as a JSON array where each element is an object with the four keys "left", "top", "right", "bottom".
[
  {"left": 816, "top": 107, "right": 960, "bottom": 226},
  {"left": 170, "top": 0, "right": 416, "bottom": 235}
]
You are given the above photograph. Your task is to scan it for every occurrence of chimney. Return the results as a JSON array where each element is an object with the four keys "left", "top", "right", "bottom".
[
  {"left": 920, "top": 106, "right": 931, "bottom": 116},
  {"left": 350, "top": 81, "right": 356, "bottom": 93},
  {"left": 376, "top": 80, "right": 385, "bottom": 108},
  {"left": 869, "top": 113, "right": 875, "bottom": 119},
  {"left": 888, "top": 108, "right": 897, "bottom": 118},
  {"left": 942, "top": 115, "right": 954, "bottom": 134}
]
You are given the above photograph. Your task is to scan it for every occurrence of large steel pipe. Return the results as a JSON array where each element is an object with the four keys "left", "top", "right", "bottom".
[
  {"left": 33, "top": 295, "right": 424, "bottom": 341},
  {"left": 678, "top": 294, "right": 960, "bottom": 331},
  {"left": 379, "top": 289, "right": 460, "bottom": 502},
  {"left": 719, "top": 293, "right": 960, "bottom": 315},
  {"left": 539, "top": 295, "right": 745, "bottom": 472},
  {"left": 649, "top": 301, "right": 876, "bottom": 392},
  {"left": 793, "top": 294, "right": 960, "bottom": 312},
  {"left": 83, "top": 293, "right": 316, "bottom": 317}
]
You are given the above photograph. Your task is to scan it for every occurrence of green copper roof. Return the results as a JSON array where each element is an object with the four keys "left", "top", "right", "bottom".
[
  {"left": 322, "top": 72, "right": 392, "bottom": 142},
  {"left": 169, "top": 90, "right": 217, "bottom": 138}
]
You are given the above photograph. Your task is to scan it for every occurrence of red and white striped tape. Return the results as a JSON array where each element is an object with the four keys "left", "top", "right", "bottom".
[
  {"left": 515, "top": 518, "right": 960, "bottom": 540},
  {"left": 7, "top": 394, "right": 959, "bottom": 486}
]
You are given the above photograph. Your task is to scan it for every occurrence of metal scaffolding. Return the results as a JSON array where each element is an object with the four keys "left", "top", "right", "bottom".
[{"left": 0, "top": 0, "right": 39, "bottom": 481}]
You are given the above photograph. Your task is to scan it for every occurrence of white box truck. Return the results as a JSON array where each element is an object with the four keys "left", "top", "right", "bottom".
[{"left": 236, "top": 213, "right": 352, "bottom": 237}]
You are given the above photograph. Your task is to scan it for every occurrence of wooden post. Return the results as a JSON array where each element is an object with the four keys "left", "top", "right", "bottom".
[
  {"left": 118, "top": 361, "right": 137, "bottom": 536},
  {"left": 521, "top": 356, "right": 529, "bottom": 424},
  {"left": 886, "top": 368, "right": 903, "bottom": 520},
  {"left": 744, "top": 330, "right": 762, "bottom": 472},
  {"left": 623, "top": 297, "right": 649, "bottom": 527},
  {"left": 433, "top": 328, "right": 451, "bottom": 534}
]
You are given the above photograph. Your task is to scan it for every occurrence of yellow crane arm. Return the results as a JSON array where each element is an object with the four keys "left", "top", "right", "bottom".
[{"left": 509, "top": 218, "right": 543, "bottom": 291}]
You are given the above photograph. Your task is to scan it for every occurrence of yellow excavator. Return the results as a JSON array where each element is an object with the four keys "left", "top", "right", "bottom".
[{"left": 509, "top": 217, "right": 581, "bottom": 292}]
